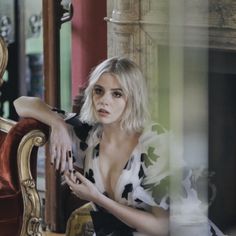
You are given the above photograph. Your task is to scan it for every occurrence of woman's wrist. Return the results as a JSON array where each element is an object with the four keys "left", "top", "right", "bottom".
[
  {"left": 92, "top": 190, "right": 106, "bottom": 206},
  {"left": 50, "top": 116, "right": 67, "bottom": 129}
]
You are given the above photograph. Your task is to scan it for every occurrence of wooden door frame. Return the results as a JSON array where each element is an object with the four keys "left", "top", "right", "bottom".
[
  {"left": 42, "top": 0, "right": 61, "bottom": 231},
  {"left": 42, "top": 0, "right": 107, "bottom": 232}
]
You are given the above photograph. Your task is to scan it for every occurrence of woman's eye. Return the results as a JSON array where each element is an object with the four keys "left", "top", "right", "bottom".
[
  {"left": 94, "top": 88, "right": 103, "bottom": 95},
  {"left": 112, "top": 91, "right": 123, "bottom": 98}
]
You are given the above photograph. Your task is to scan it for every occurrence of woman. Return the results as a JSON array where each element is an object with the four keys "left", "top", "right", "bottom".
[{"left": 14, "top": 57, "right": 223, "bottom": 236}]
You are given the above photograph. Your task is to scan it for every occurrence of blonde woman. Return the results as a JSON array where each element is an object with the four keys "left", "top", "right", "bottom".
[{"left": 14, "top": 57, "right": 223, "bottom": 236}]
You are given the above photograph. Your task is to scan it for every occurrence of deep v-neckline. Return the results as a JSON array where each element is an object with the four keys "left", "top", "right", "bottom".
[{"left": 94, "top": 141, "right": 139, "bottom": 199}]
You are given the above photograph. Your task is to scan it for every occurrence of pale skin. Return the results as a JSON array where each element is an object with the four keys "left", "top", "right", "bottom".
[
  {"left": 13, "top": 73, "right": 169, "bottom": 235},
  {"left": 14, "top": 96, "right": 74, "bottom": 172}
]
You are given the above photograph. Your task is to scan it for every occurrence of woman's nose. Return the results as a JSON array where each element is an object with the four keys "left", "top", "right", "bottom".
[{"left": 99, "top": 92, "right": 110, "bottom": 105}]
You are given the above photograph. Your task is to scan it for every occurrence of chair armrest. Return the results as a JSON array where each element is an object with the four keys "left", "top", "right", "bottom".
[{"left": 17, "top": 119, "right": 49, "bottom": 236}]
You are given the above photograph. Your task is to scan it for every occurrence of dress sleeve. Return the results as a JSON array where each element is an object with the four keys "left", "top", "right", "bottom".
[
  {"left": 67, "top": 126, "right": 85, "bottom": 169},
  {"left": 67, "top": 119, "right": 92, "bottom": 170},
  {"left": 137, "top": 123, "right": 171, "bottom": 210},
  {"left": 138, "top": 123, "right": 203, "bottom": 211},
  {"left": 136, "top": 124, "right": 225, "bottom": 235},
  {"left": 52, "top": 108, "right": 92, "bottom": 169}
]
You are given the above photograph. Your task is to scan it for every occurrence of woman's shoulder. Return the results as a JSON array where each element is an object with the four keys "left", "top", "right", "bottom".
[
  {"left": 139, "top": 122, "right": 169, "bottom": 148},
  {"left": 138, "top": 122, "right": 170, "bottom": 175}
]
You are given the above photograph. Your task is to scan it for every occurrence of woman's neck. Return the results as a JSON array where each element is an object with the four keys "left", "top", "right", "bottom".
[{"left": 101, "top": 124, "right": 139, "bottom": 145}]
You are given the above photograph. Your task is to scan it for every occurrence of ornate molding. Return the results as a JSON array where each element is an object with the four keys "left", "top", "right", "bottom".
[
  {"left": 105, "top": 17, "right": 139, "bottom": 25},
  {"left": 22, "top": 178, "right": 42, "bottom": 236},
  {"left": 140, "top": 0, "right": 168, "bottom": 24},
  {"left": 18, "top": 130, "right": 47, "bottom": 236},
  {"left": 22, "top": 178, "right": 36, "bottom": 188},
  {"left": 33, "top": 136, "right": 45, "bottom": 147},
  {"left": 27, "top": 217, "right": 42, "bottom": 236},
  {"left": 107, "top": 23, "right": 140, "bottom": 63},
  {"left": 112, "top": 0, "right": 139, "bottom": 21}
]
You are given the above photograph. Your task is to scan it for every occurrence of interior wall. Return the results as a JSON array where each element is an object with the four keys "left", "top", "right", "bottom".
[{"left": 71, "top": 0, "right": 107, "bottom": 100}]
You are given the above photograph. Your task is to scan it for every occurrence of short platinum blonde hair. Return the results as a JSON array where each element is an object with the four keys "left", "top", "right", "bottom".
[{"left": 79, "top": 56, "right": 150, "bottom": 132}]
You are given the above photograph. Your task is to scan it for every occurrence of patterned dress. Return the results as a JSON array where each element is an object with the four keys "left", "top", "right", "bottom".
[{"left": 66, "top": 116, "right": 225, "bottom": 236}]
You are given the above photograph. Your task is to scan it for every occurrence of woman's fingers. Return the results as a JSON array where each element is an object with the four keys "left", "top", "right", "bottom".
[
  {"left": 50, "top": 144, "right": 73, "bottom": 172},
  {"left": 65, "top": 172, "right": 87, "bottom": 200},
  {"left": 60, "top": 148, "right": 67, "bottom": 172},
  {"left": 50, "top": 152, "right": 70, "bottom": 172},
  {"left": 65, "top": 172, "right": 77, "bottom": 189},
  {"left": 55, "top": 147, "right": 61, "bottom": 170},
  {"left": 50, "top": 143, "right": 57, "bottom": 165},
  {"left": 67, "top": 150, "right": 73, "bottom": 171},
  {"left": 74, "top": 171, "right": 87, "bottom": 182},
  {"left": 65, "top": 171, "right": 84, "bottom": 186},
  {"left": 64, "top": 171, "right": 99, "bottom": 202},
  {"left": 49, "top": 124, "right": 74, "bottom": 172}
]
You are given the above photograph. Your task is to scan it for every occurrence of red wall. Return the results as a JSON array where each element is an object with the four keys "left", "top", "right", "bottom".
[{"left": 71, "top": 0, "right": 107, "bottom": 99}]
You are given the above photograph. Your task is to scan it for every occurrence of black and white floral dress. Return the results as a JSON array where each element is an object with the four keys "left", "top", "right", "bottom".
[{"left": 68, "top": 120, "right": 225, "bottom": 236}]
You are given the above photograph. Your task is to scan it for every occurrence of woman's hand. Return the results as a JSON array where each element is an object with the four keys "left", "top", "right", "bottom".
[
  {"left": 50, "top": 121, "right": 73, "bottom": 172},
  {"left": 65, "top": 171, "right": 101, "bottom": 202},
  {"left": 14, "top": 96, "right": 74, "bottom": 172}
]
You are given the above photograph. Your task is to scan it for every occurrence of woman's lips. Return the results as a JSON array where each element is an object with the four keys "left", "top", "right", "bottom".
[{"left": 98, "top": 108, "right": 110, "bottom": 116}]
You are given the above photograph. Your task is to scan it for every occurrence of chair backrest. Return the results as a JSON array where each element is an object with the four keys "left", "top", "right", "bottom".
[{"left": 0, "top": 117, "right": 49, "bottom": 236}]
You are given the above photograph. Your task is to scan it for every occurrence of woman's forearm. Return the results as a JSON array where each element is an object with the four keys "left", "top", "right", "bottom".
[
  {"left": 14, "top": 96, "right": 74, "bottom": 171},
  {"left": 14, "top": 96, "right": 64, "bottom": 127},
  {"left": 95, "top": 193, "right": 169, "bottom": 236},
  {"left": 66, "top": 171, "right": 169, "bottom": 235}
]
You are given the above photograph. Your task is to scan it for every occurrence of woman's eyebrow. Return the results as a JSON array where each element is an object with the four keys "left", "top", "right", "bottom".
[
  {"left": 111, "top": 88, "right": 123, "bottom": 92},
  {"left": 94, "top": 84, "right": 123, "bottom": 91},
  {"left": 94, "top": 84, "right": 103, "bottom": 88}
]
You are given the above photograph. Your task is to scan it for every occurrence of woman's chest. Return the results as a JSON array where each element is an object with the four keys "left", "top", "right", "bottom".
[
  {"left": 85, "top": 143, "right": 144, "bottom": 202},
  {"left": 99, "top": 144, "right": 135, "bottom": 197}
]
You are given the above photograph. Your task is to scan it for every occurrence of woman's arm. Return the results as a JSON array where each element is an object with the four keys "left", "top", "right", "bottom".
[
  {"left": 14, "top": 96, "right": 62, "bottom": 126},
  {"left": 95, "top": 193, "right": 168, "bottom": 236},
  {"left": 65, "top": 171, "right": 169, "bottom": 236},
  {"left": 14, "top": 96, "right": 73, "bottom": 171}
]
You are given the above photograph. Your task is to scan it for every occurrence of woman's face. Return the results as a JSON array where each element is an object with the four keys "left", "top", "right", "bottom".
[{"left": 92, "top": 73, "right": 127, "bottom": 126}]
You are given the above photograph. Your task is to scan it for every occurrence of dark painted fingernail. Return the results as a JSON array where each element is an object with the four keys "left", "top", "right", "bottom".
[
  {"left": 72, "top": 155, "right": 76, "bottom": 163},
  {"left": 50, "top": 162, "right": 53, "bottom": 165},
  {"left": 69, "top": 169, "right": 72, "bottom": 173},
  {"left": 61, "top": 171, "right": 64, "bottom": 175},
  {"left": 73, "top": 170, "right": 76, "bottom": 174},
  {"left": 68, "top": 151, "right": 72, "bottom": 158}
]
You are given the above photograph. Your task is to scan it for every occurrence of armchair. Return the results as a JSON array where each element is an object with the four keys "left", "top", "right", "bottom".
[
  {"left": 0, "top": 116, "right": 49, "bottom": 236},
  {"left": 0, "top": 35, "right": 50, "bottom": 236}
]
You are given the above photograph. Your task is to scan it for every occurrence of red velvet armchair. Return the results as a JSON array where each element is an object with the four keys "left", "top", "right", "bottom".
[
  {"left": 0, "top": 117, "right": 49, "bottom": 236},
  {"left": 0, "top": 35, "right": 49, "bottom": 236}
]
